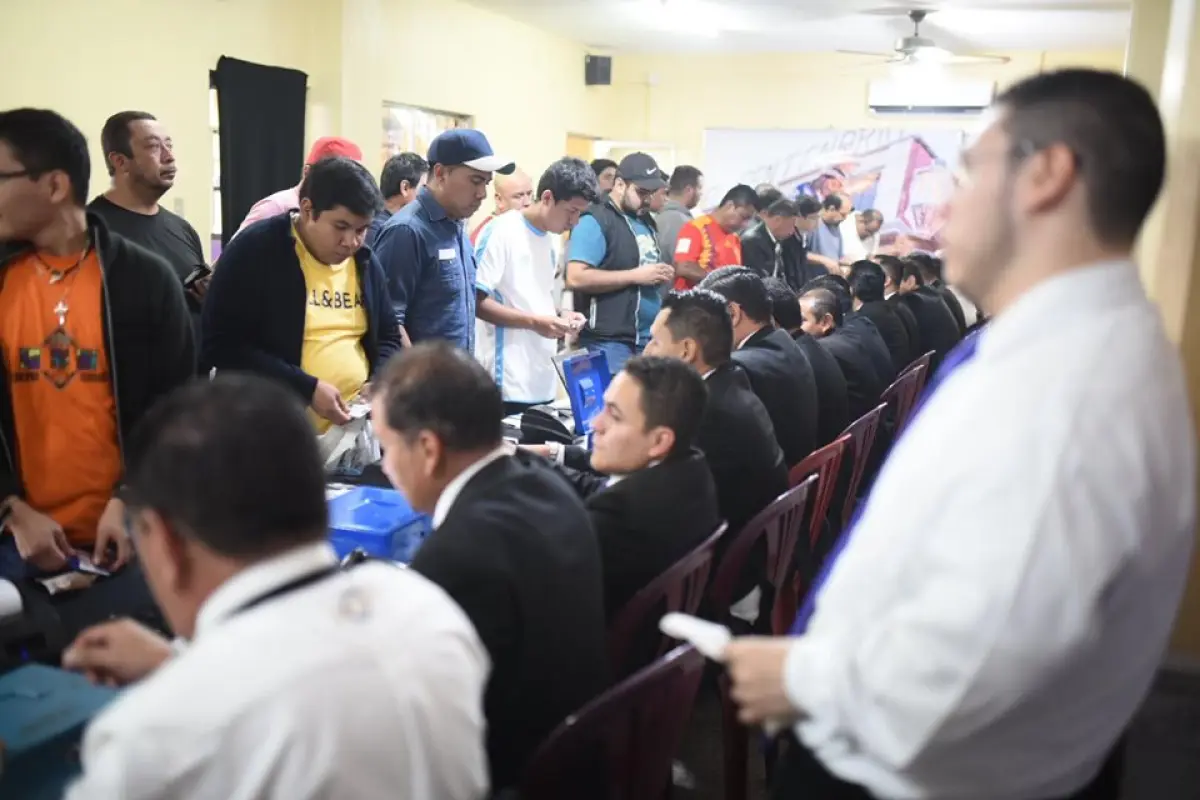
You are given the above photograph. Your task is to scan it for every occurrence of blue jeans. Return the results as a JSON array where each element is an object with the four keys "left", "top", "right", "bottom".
[{"left": 578, "top": 336, "right": 637, "bottom": 375}]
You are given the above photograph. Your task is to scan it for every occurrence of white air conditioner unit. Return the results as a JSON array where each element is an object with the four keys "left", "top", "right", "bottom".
[{"left": 868, "top": 77, "right": 995, "bottom": 115}]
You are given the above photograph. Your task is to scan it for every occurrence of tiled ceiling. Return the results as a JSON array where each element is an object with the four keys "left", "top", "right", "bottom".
[{"left": 462, "top": 0, "right": 1131, "bottom": 54}]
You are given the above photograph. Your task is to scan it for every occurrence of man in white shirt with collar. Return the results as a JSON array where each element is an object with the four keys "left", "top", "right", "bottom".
[
  {"left": 474, "top": 158, "right": 593, "bottom": 415},
  {"left": 62, "top": 374, "right": 489, "bottom": 800},
  {"left": 370, "top": 342, "right": 607, "bottom": 792},
  {"left": 723, "top": 68, "right": 1195, "bottom": 800},
  {"left": 840, "top": 208, "right": 883, "bottom": 263}
]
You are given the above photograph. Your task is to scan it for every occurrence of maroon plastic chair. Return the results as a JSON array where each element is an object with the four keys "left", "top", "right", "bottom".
[
  {"left": 902, "top": 350, "right": 935, "bottom": 391},
  {"left": 707, "top": 477, "right": 816, "bottom": 800},
  {"left": 606, "top": 521, "right": 728, "bottom": 678},
  {"left": 787, "top": 435, "right": 850, "bottom": 548},
  {"left": 838, "top": 403, "right": 888, "bottom": 528},
  {"left": 519, "top": 645, "right": 706, "bottom": 800},
  {"left": 880, "top": 364, "right": 927, "bottom": 437}
]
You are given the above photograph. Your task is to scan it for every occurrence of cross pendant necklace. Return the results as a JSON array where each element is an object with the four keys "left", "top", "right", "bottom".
[{"left": 54, "top": 300, "right": 68, "bottom": 327}]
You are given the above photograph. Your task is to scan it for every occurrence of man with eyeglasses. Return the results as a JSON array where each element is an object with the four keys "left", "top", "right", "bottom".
[{"left": 565, "top": 152, "right": 674, "bottom": 373}]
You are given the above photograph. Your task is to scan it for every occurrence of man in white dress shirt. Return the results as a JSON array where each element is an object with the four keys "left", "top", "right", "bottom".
[
  {"left": 723, "top": 69, "right": 1195, "bottom": 799},
  {"left": 61, "top": 374, "right": 490, "bottom": 800}
]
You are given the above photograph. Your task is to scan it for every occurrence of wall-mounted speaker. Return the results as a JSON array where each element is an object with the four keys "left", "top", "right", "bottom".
[{"left": 585, "top": 55, "right": 612, "bottom": 86}]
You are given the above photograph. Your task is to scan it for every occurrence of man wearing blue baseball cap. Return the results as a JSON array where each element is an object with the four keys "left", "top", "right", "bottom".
[{"left": 374, "top": 129, "right": 515, "bottom": 350}]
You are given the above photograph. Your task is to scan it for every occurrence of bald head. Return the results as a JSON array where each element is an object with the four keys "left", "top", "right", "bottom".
[{"left": 493, "top": 169, "right": 533, "bottom": 213}]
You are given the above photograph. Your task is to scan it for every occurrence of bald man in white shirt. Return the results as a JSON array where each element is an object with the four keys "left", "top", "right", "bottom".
[
  {"left": 724, "top": 69, "right": 1194, "bottom": 800},
  {"left": 62, "top": 374, "right": 489, "bottom": 800}
]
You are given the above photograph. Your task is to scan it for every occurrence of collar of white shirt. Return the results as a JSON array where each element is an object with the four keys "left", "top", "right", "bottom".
[
  {"left": 194, "top": 541, "right": 339, "bottom": 637},
  {"left": 432, "top": 444, "right": 510, "bottom": 528}
]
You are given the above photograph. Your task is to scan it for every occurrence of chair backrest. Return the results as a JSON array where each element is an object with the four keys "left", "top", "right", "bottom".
[
  {"left": 839, "top": 403, "right": 887, "bottom": 528},
  {"left": 902, "top": 350, "right": 935, "bottom": 389},
  {"left": 606, "top": 522, "right": 728, "bottom": 676},
  {"left": 520, "top": 645, "right": 707, "bottom": 800},
  {"left": 880, "top": 364, "right": 927, "bottom": 437},
  {"left": 709, "top": 476, "right": 816, "bottom": 635},
  {"left": 787, "top": 434, "right": 850, "bottom": 548}
]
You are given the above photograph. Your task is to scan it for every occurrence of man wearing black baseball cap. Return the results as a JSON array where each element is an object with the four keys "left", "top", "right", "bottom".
[
  {"left": 565, "top": 152, "right": 675, "bottom": 373},
  {"left": 374, "top": 129, "right": 515, "bottom": 351}
]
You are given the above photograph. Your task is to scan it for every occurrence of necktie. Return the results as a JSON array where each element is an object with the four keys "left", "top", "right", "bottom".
[
  {"left": 773, "top": 241, "right": 783, "bottom": 278},
  {"left": 788, "top": 329, "right": 984, "bottom": 635}
]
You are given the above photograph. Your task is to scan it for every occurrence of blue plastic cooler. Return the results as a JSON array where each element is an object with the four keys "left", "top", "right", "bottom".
[{"left": 327, "top": 487, "right": 431, "bottom": 564}]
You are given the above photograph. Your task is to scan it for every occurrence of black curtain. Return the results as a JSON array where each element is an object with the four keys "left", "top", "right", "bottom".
[{"left": 211, "top": 56, "right": 307, "bottom": 245}]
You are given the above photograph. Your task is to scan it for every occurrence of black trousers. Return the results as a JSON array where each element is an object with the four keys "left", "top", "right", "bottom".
[{"left": 771, "top": 734, "right": 1125, "bottom": 800}]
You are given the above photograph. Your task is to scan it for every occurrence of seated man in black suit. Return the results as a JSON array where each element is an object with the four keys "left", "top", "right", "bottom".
[
  {"left": 645, "top": 288, "right": 788, "bottom": 626},
  {"left": 878, "top": 254, "right": 924, "bottom": 357},
  {"left": 804, "top": 273, "right": 896, "bottom": 386},
  {"left": 371, "top": 343, "right": 607, "bottom": 792},
  {"left": 799, "top": 288, "right": 887, "bottom": 422},
  {"left": 535, "top": 356, "right": 720, "bottom": 621},
  {"left": 908, "top": 251, "right": 969, "bottom": 334},
  {"left": 897, "top": 258, "right": 963, "bottom": 369},
  {"left": 765, "top": 278, "right": 849, "bottom": 447},
  {"left": 741, "top": 198, "right": 812, "bottom": 292},
  {"left": 848, "top": 260, "right": 914, "bottom": 373},
  {"left": 698, "top": 267, "right": 819, "bottom": 467}
]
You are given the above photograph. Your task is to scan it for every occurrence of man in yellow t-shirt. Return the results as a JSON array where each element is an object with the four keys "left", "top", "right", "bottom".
[{"left": 201, "top": 157, "right": 404, "bottom": 432}]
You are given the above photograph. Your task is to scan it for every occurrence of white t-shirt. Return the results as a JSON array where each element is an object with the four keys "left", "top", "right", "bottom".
[{"left": 474, "top": 210, "right": 559, "bottom": 403}]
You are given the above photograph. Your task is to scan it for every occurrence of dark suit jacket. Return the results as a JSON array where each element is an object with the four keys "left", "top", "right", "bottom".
[
  {"left": 741, "top": 222, "right": 815, "bottom": 292},
  {"left": 855, "top": 300, "right": 914, "bottom": 375},
  {"left": 733, "top": 327, "right": 820, "bottom": 467},
  {"left": 410, "top": 453, "right": 608, "bottom": 790},
  {"left": 819, "top": 327, "right": 887, "bottom": 422},
  {"left": 900, "top": 287, "right": 963, "bottom": 369},
  {"left": 791, "top": 331, "right": 850, "bottom": 447},
  {"left": 931, "top": 280, "right": 968, "bottom": 334},
  {"left": 557, "top": 449, "right": 721, "bottom": 619},
  {"left": 887, "top": 294, "right": 923, "bottom": 363},
  {"left": 842, "top": 313, "right": 897, "bottom": 386}
]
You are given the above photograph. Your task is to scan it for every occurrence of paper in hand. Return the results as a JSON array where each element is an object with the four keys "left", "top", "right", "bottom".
[{"left": 659, "top": 613, "right": 732, "bottom": 661}]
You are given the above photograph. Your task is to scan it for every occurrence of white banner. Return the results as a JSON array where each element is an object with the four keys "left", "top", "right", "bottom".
[{"left": 702, "top": 127, "right": 967, "bottom": 253}]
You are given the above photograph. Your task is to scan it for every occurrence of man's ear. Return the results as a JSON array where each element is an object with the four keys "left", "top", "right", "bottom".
[{"left": 647, "top": 427, "right": 677, "bottom": 462}]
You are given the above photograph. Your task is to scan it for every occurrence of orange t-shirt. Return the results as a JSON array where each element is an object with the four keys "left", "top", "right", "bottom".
[
  {"left": 672, "top": 214, "right": 743, "bottom": 290},
  {"left": 0, "top": 251, "right": 121, "bottom": 546}
]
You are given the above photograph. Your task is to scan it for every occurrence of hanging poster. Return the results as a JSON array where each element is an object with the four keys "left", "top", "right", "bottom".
[{"left": 702, "top": 127, "right": 966, "bottom": 255}]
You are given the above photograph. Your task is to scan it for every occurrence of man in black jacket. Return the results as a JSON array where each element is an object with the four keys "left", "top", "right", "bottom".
[
  {"left": 879, "top": 254, "right": 924, "bottom": 357},
  {"left": 765, "top": 278, "right": 849, "bottom": 447},
  {"left": 700, "top": 267, "right": 819, "bottom": 467},
  {"left": 908, "top": 251, "right": 969, "bottom": 334},
  {"left": 372, "top": 343, "right": 607, "bottom": 791},
  {"left": 800, "top": 288, "right": 887, "bottom": 422},
  {"left": 541, "top": 356, "right": 720, "bottom": 622},
  {"left": 202, "top": 157, "right": 403, "bottom": 432},
  {"left": 897, "top": 259, "right": 963, "bottom": 369},
  {"left": 0, "top": 109, "right": 193, "bottom": 582},
  {"left": 741, "top": 197, "right": 824, "bottom": 292},
  {"left": 848, "top": 260, "right": 914, "bottom": 373},
  {"left": 804, "top": 273, "right": 896, "bottom": 386}
]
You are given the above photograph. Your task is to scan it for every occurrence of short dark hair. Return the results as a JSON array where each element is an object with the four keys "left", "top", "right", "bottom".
[
  {"left": 877, "top": 254, "right": 906, "bottom": 287},
  {"left": 801, "top": 274, "right": 853, "bottom": 316},
  {"left": 907, "top": 252, "right": 943, "bottom": 283},
  {"left": 379, "top": 151, "right": 428, "bottom": 199},
  {"left": 796, "top": 196, "right": 821, "bottom": 217},
  {"left": 537, "top": 157, "right": 599, "bottom": 204},
  {"left": 699, "top": 266, "right": 773, "bottom": 324},
  {"left": 765, "top": 278, "right": 803, "bottom": 330},
  {"left": 590, "top": 158, "right": 618, "bottom": 177},
  {"left": 0, "top": 109, "right": 90, "bottom": 207},
  {"left": 901, "top": 259, "right": 925, "bottom": 287},
  {"left": 669, "top": 165, "right": 702, "bottom": 193},
  {"left": 100, "top": 111, "right": 156, "bottom": 177},
  {"left": 621, "top": 356, "right": 707, "bottom": 457},
  {"left": 859, "top": 208, "right": 883, "bottom": 226},
  {"left": 721, "top": 184, "right": 760, "bottom": 210},
  {"left": 299, "top": 156, "right": 383, "bottom": 219},
  {"left": 996, "top": 68, "right": 1165, "bottom": 247},
  {"left": 756, "top": 185, "right": 784, "bottom": 208},
  {"left": 822, "top": 192, "right": 849, "bottom": 211},
  {"left": 661, "top": 288, "right": 734, "bottom": 367},
  {"left": 848, "top": 260, "right": 887, "bottom": 302},
  {"left": 803, "top": 288, "right": 843, "bottom": 328},
  {"left": 377, "top": 342, "right": 502, "bottom": 452},
  {"left": 764, "top": 198, "right": 799, "bottom": 218},
  {"left": 125, "top": 374, "right": 327, "bottom": 559}
]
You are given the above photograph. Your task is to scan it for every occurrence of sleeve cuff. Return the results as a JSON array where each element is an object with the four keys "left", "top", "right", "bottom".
[
  {"left": 475, "top": 282, "right": 495, "bottom": 297},
  {"left": 783, "top": 633, "right": 842, "bottom": 733}
]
